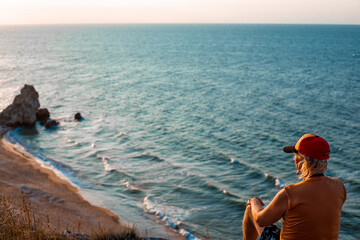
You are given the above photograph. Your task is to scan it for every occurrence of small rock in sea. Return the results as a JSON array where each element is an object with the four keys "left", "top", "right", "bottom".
[
  {"left": 36, "top": 108, "right": 50, "bottom": 123},
  {"left": 74, "top": 112, "right": 84, "bottom": 121},
  {"left": 0, "top": 84, "right": 40, "bottom": 127},
  {"left": 45, "top": 120, "right": 59, "bottom": 129}
]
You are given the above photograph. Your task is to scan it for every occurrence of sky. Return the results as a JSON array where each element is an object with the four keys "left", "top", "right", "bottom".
[{"left": 0, "top": 0, "right": 359, "bottom": 25}]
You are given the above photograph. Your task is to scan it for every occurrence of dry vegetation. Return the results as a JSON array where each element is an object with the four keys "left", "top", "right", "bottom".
[{"left": 0, "top": 191, "right": 142, "bottom": 240}]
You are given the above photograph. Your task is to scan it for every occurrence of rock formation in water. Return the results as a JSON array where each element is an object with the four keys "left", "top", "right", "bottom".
[
  {"left": 45, "top": 120, "right": 59, "bottom": 129},
  {"left": 0, "top": 84, "right": 40, "bottom": 127},
  {"left": 74, "top": 112, "right": 83, "bottom": 121},
  {"left": 36, "top": 108, "right": 50, "bottom": 125}
]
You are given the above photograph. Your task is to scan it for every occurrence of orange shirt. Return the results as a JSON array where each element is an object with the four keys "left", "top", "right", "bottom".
[{"left": 281, "top": 176, "right": 346, "bottom": 240}]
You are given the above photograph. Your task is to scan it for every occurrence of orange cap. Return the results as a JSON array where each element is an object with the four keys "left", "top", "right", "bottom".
[{"left": 283, "top": 134, "right": 330, "bottom": 160}]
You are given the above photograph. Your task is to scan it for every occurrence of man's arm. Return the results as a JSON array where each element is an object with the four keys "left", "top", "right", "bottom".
[{"left": 250, "top": 189, "right": 288, "bottom": 227}]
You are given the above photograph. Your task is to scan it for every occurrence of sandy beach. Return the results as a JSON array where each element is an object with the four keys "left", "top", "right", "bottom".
[
  {"left": 0, "top": 128, "right": 185, "bottom": 239},
  {"left": 0, "top": 128, "right": 122, "bottom": 234}
]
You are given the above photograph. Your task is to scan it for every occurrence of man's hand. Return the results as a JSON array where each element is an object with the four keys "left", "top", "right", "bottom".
[{"left": 248, "top": 190, "right": 288, "bottom": 227}]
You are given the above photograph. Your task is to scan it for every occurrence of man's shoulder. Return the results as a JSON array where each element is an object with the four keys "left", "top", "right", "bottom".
[
  {"left": 284, "top": 180, "right": 303, "bottom": 189},
  {"left": 283, "top": 181, "right": 303, "bottom": 194},
  {"left": 323, "top": 176, "right": 347, "bottom": 202},
  {"left": 324, "top": 176, "right": 345, "bottom": 186},
  {"left": 284, "top": 176, "right": 345, "bottom": 190}
]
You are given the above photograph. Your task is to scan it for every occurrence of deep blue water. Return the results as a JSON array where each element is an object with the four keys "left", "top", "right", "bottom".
[{"left": 0, "top": 24, "right": 359, "bottom": 240}]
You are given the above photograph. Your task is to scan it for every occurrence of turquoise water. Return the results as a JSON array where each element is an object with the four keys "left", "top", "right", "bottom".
[{"left": 0, "top": 24, "right": 359, "bottom": 239}]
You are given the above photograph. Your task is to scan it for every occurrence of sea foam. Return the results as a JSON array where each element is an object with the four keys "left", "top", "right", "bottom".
[{"left": 143, "top": 196, "right": 201, "bottom": 240}]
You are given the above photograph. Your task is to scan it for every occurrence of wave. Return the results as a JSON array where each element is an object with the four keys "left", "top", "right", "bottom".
[
  {"left": 264, "top": 173, "right": 287, "bottom": 188},
  {"left": 229, "top": 156, "right": 239, "bottom": 164},
  {"left": 115, "top": 132, "right": 127, "bottom": 138},
  {"left": 82, "top": 149, "right": 99, "bottom": 159},
  {"left": 134, "top": 152, "right": 166, "bottom": 162},
  {"left": 221, "top": 189, "right": 241, "bottom": 198},
  {"left": 275, "top": 178, "right": 286, "bottom": 188},
  {"left": 204, "top": 180, "right": 242, "bottom": 200},
  {"left": 64, "top": 137, "right": 80, "bottom": 146},
  {"left": 123, "top": 181, "right": 141, "bottom": 192},
  {"left": 143, "top": 196, "right": 201, "bottom": 240},
  {"left": 220, "top": 152, "right": 288, "bottom": 189},
  {"left": 177, "top": 172, "right": 206, "bottom": 180},
  {"left": 219, "top": 152, "right": 255, "bottom": 169},
  {"left": 97, "top": 154, "right": 117, "bottom": 172},
  {"left": 4, "top": 130, "right": 87, "bottom": 188},
  {"left": 96, "top": 154, "right": 137, "bottom": 180}
]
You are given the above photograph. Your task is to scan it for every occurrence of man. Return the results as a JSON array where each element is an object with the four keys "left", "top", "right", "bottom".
[{"left": 242, "top": 134, "right": 346, "bottom": 240}]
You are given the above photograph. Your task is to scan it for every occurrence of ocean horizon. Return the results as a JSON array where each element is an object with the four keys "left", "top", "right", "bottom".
[{"left": 0, "top": 24, "right": 359, "bottom": 239}]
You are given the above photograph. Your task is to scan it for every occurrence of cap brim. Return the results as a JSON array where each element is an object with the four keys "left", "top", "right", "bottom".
[{"left": 283, "top": 146, "right": 297, "bottom": 153}]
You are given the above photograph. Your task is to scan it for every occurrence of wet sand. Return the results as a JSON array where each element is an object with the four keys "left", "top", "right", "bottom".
[{"left": 0, "top": 128, "right": 185, "bottom": 239}]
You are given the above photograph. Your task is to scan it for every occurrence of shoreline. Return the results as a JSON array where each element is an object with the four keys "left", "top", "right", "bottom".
[{"left": 0, "top": 128, "right": 186, "bottom": 239}]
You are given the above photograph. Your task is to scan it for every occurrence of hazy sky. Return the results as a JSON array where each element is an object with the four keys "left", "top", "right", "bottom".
[{"left": 0, "top": 0, "right": 359, "bottom": 25}]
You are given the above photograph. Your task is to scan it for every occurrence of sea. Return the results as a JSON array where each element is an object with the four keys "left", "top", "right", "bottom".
[{"left": 0, "top": 24, "right": 359, "bottom": 240}]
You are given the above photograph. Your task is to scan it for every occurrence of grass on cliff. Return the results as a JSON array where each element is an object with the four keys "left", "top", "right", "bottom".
[{"left": 0, "top": 191, "right": 142, "bottom": 240}]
